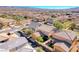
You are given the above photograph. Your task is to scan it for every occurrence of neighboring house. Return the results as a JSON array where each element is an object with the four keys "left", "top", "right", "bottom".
[
  {"left": 56, "top": 15, "right": 69, "bottom": 23},
  {"left": 37, "top": 24, "right": 55, "bottom": 36},
  {"left": 33, "top": 14, "right": 45, "bottom": 22},
  {"left": 44, "top": 18, "right": 54, "bottom": 26},
  {"left": 52, "top": 30, "right": 77, "bottom": 44},
  {"left": 69, "top": 39, "right": 79, "bottom": 52},
  {"left": 0, "top": 32, "right": 18, "bottom": 42},
  {"left": 0, "top": 37, "right": 28, "bottom": 52},
  {"left": 0, "top": 32, "right": 35, "bottom": 52},
  {"left": 0, "top": 18, "right": 16, "bottom": 27},
  {"left": 54, "top": 42, "right": 69, "bottom": 52},
  {"left": 28, "top": 21, "right": 41, "bottom": 31}
]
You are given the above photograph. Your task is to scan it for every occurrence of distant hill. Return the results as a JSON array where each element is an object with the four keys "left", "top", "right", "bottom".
[{"left": 0, "top": 6, "right": 79, "bottom": 15}]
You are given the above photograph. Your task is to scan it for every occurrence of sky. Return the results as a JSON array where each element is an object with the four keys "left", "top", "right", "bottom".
[{"left": 25, "top": 6, "right": 78, "bottom": 9}]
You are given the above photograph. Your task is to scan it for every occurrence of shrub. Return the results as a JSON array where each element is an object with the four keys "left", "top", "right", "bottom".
[
  {"left": 53, "top": 20, "right": 63, "bottom": 30},
  {"left": 37, "top": 36, "right": 44, "bottom": 43}
]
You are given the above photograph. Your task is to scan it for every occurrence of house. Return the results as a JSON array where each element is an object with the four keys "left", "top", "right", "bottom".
[
  {"left": 0, "top": 18, "right": 16, "bottom": 28},
  {"left": 52, "top": 30, "right": 77, "bottom": 44},
  {"left": 69, "top": 40, "right": 79, "bottom": 52},
  {"left": 56, "top": 15, "right": 69, "bottom": 23},
  {"left": 44, "top": 18, "right": 54, "bottom": 26},
  {"left": 0, "top": 32, "right": 19, "bottom": 40},
  {"left": 54, "top": 42, "right": 69, "bottom": 52},
  {"left": 0, "top": 33, "right": 15, "bottom": 43},
  {"left": 0, "top": 37, "right": 28, "bottom": 52},
  {"left": 37, "top": 24, "right": 55, "bottom": 36},
  {"left": 0, "top": 32, "right": 33, "bottom": 52},
  {"left": 33, "top": 14, "right": 45, "bottom": 22},
  {"left": 28, "top": 21, "right": 41, "bottom": 31}
]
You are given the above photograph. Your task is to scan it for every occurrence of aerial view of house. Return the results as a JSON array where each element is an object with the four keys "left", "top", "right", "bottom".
[{"left": 0, "top": 6, "right": 79, "bottom": 52}]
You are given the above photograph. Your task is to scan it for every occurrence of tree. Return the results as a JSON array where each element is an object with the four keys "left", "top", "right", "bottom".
[
  {"left": 13, "top": 15, "right": 25, "bottom": 25},
  {"left": 70, "top": 23, "right": 76, "bottom": 31},
  {"left": 0, "top": 14, "right": 7, "bottom": 18},
  {"left": 37, "top": 36, "right": 44, "bottom": 43},
  {"left": 63, "top": 20, "right": 75, "bottom": 30},
  {"left": 36, "top": 47, "right": 44, "bottom": 52},
  {"left": 53, "top": 20, "right": 63, "bottom": 30},
  {"left": 24, "top": 16, "right": 27, "bottom": 19}
]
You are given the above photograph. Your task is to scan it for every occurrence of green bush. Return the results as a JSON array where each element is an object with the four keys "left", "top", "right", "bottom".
[
  {"left": 37, "top": 36, "right": 44, "bottom": 43},
  {"left": 0, "top": 14, "right": 7, "bottom": 18},
  {"left": 53, "top": 20, "right": 63, "bottom": 30},
  {"left": 36, "top": 47, "right": 44, "bottom": 52}
]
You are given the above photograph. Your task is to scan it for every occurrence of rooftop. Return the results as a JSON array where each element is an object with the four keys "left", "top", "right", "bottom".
[
  {"left": 52, "top": 30, "right": 77, "bottom": 44},
  {"left": 37, "top": 24, "right": 55, "bottom": 35},
  {"left": 54, "top": 42, "right": 69, "bottom": 52},
  {"left": 0, "top": 37, "right": 28, "bottom": 51}
]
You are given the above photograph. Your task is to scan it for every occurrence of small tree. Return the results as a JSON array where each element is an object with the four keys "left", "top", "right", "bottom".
[
  {"left": 36, "top": 47, "right": 44, "bottom": 52},
  {"left": 53, "top": 20, "right": 63, "bottom": 30},
  {"left": 70, "top": 23, "right": 76, "bottom": 31},
  {"left": 37, "top": 36, "right": 44, "bottom": 43},
  {"left": 24, "top": 16, "right": 27, "bottom": 19},
  {"left": 13, "top": 15, "right": 25, "bottom": 25}
]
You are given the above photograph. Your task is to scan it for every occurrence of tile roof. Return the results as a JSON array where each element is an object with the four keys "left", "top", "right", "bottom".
[
  {"left": 0, "top": 37, "right": 27, "bottom": 51},
  {"left": 52, "top": 30, "right": 77, "bottom": 44},
  {"left": 37, "top": 24, "right": 55, "bottom": 35},
  {"left": 28, "top": 21, "right": 41, "bottom": 30},
  {"left": 54, "top": 42, "right": 69, "bottom": 52}
]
